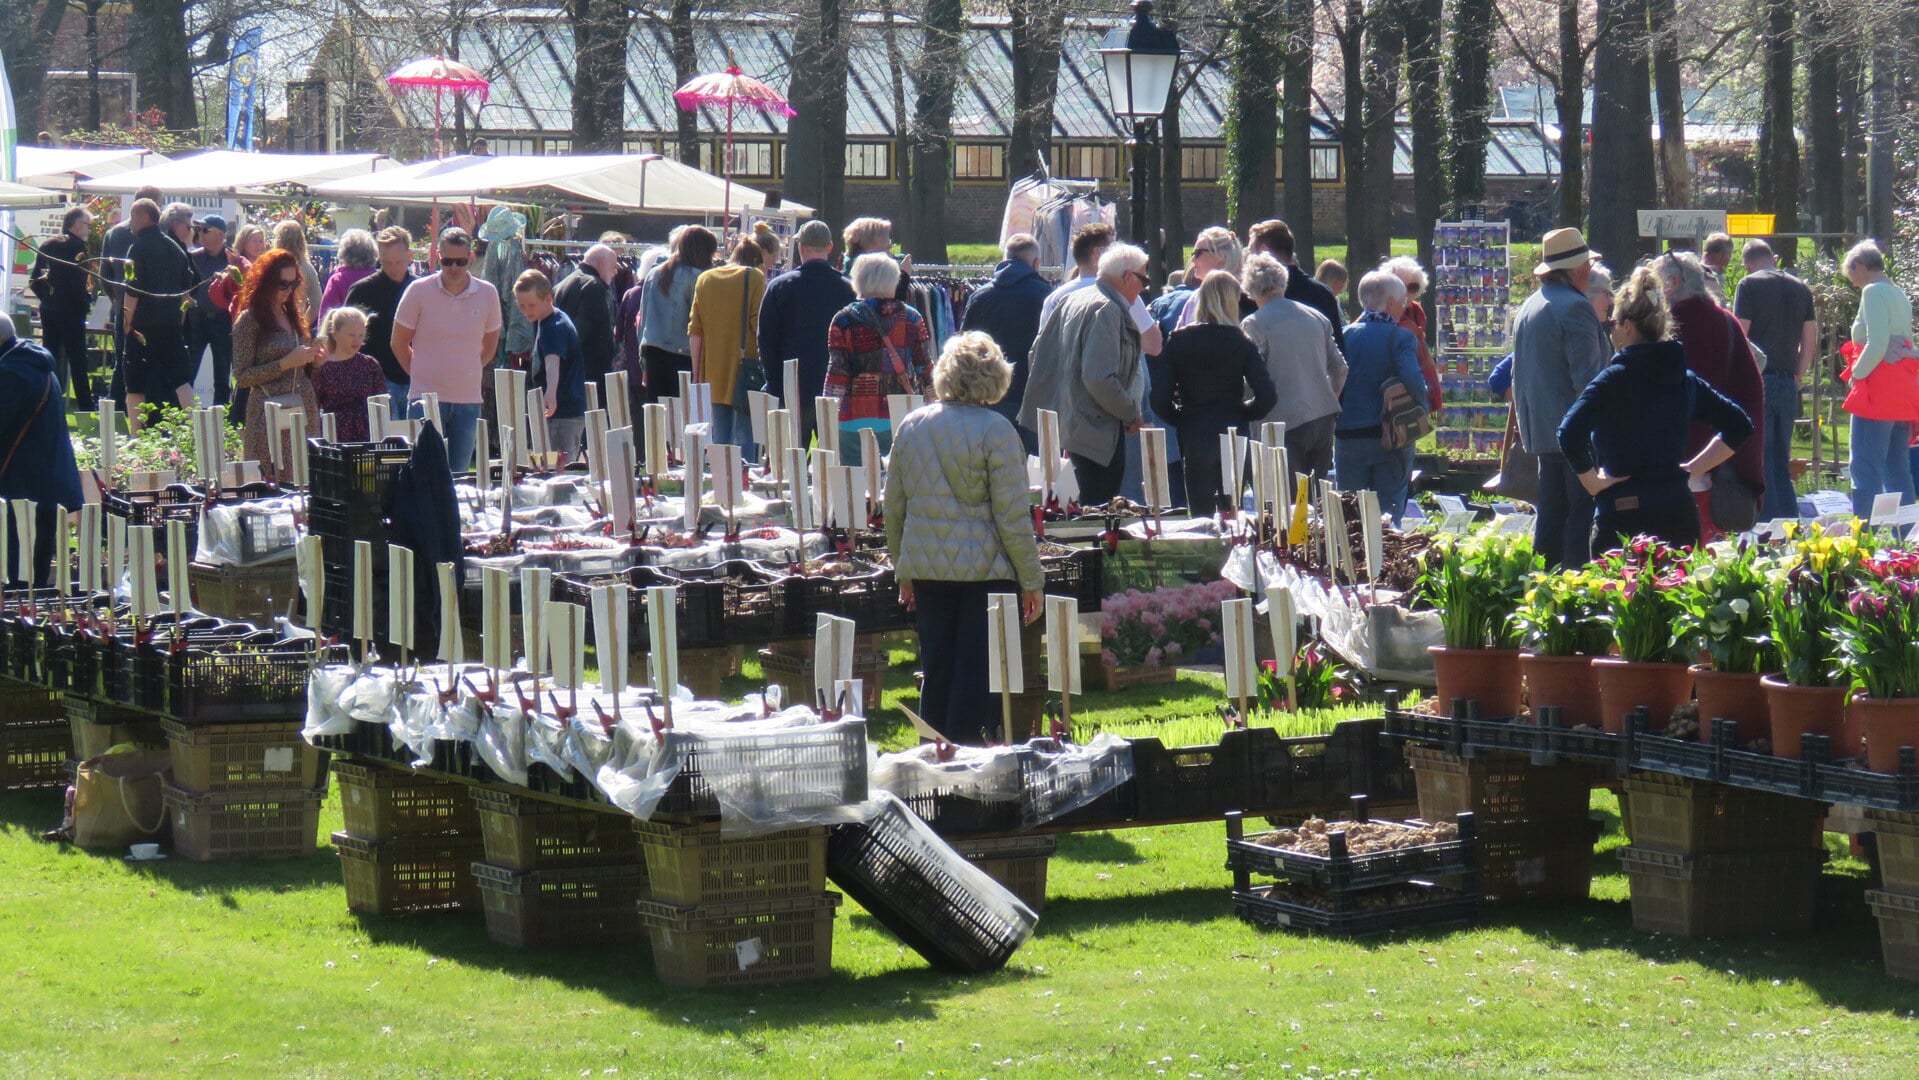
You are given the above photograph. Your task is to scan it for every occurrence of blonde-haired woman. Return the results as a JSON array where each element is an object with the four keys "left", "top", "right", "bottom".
[
  {"left": 842, "top": 216, "right": 912, "bottom": 301},
  {"left": 884, "top": 331, "right": 1043, "bottom": 745},
  {"left": 269, "top": 220, "right": 323, "bottom": 319},
  {"left": 1149, "top": 270, "right": 1277, "bottom": 514},
  {"left": 309, "top": 306, "right": 387, "bottom": 442},
  {"left": 1557, "top": 266, "right": 1754, "bottom": 550}
]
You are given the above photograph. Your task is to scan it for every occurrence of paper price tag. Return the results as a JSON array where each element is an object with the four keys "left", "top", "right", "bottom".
[
  {"left": 1441, "top": 510, "right": 1476, "bottom": 534},
  {"left": 1870, "top": 492, "right": 1904, "bottom": 526}
]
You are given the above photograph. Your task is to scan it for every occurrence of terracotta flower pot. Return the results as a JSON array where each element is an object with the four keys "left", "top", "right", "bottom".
[
  {"left": 1428, "top": 646, "right": 1524, "bottom": 718},
  {"left": 1852, "top": 695, "right": 1919, "bottom": 773},
  {"left": 1761, "top": 676, "right": 1848, "bottom": 759},
  {"left": 1521, "top": 652, "right": 1603, "bottom": 729},
  {"left": 1691, "top": 666, "right": 1769, "bottom": 747},
  {"left": 1591, "top": 657, "right": 1694, "bottom": 735}
]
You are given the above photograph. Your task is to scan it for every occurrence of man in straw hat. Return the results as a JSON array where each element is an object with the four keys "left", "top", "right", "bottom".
[{"left": 1511, "top": 227, "right": 1612, "bottom": 568}]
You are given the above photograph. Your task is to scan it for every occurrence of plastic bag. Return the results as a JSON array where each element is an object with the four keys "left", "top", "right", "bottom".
[
  {"left": 195, "top": 498, "right": 300, "bottom": 566},
  {"left": 1018, "top": 733, "right": 1135, "bottom": 827},
  {"left": 871, "top": 742, "right": 1024, "bottom": 804}
]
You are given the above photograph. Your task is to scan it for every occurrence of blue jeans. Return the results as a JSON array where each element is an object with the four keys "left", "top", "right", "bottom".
[
  {"left": 1850, "top": 416, "right": 1914, "bottom": 518},
  {"left": 709, "top": 403, "right": 759, "bottom": 464},
  {"left": 1762, "top": 373, "right": 1801, "bottom": 520},
  {"left": 412, "top": 399, "right": 481, "bottom": 472},
  {"left": 386, "top": 380, "right": 411, "bottom": 421},
  {"left": 1334, "top": 436, "right": 1416, "bottom": 524}
]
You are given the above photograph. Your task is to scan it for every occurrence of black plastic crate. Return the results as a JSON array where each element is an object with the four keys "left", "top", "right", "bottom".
[
  {"left": 309, "top": 496, "right": 391, "bottom": 573},
  {"left": 1252, "top": 731, "right": 1340, "bottom": 811},
  {"left": 1226, "top": 806, "right": 1478, "bottom": 891},
  {"left": 41, "top": 621, "right": 102, "bottom": 698},
  {"left": 309, "top": 438, "right": 413, "bottom": 506},
  {"left": 1231, "top": 880, "right": 1479, "bottom": 936},
  {"left": 826, "top": 792, "right": 1035, "bottom": 973},
  {"left": 1130, "top": 727, "right": 1273, "bottom": 821},
  {"left": 781, "top": 559, "right": 912, "bottom": 635},
  {"left": 165, "top": 640, "right": 322, "bottom": 724},
  {"left": 1818, "top": 747, "right": 1919, "bottom": 812},
  {"left": 658, "top": 560, "right": 788, "bottom": 646},
  {"left": 104, "top": 483, "right": 203, "bottom": 535},
  {"left": 1040, "top": 547, "right": 1104, "bottom": 613},
  {"left": 652, "top": 720, "right": 869, "bottom": 820},
  {"left": 897, "top": 787, "right": 1025, "bottom": 836},
  {"left": 1018, "top": 737, "right": 1137, "bottom": 828},
  {"left": 1331, "top": 718, "right": 1418, "bottom": 807},
  {"left": 0, "top": 612, "right": 41, "bottom": 684}
]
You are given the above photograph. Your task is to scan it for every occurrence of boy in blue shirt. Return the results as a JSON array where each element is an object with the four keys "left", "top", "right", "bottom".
[{"left": 513, "top": 269, "right": 587, "bottom": 460}]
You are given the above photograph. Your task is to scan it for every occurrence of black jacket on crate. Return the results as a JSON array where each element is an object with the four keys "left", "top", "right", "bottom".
[{"left": 386, "top": 424, "right": 464, "bottom": 660}]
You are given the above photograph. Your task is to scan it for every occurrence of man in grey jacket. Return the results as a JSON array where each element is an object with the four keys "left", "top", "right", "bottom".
[
  {"left": 1025, "top": 244, "right": 1150, "bottom": 505},
  {"left": 1512, "top": 228, "right": 1611, "bottom": 568},
  {"left": 1240, "top": 253, "right": 1346, "bottom": 485}
]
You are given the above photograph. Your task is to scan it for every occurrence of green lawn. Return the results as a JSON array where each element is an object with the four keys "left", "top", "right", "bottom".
[{"left": 3, "top": 650, "right": 1915, "bottom": 1078}]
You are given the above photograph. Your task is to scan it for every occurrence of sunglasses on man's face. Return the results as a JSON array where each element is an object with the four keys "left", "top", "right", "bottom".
[{"left": 440, "top": 256, "right": 470, "bottom": 267}]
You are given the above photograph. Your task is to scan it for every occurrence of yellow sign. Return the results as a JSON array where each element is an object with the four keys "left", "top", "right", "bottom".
[{"left": 1727, "top": 213, "right": 1776, "bottom": 235}]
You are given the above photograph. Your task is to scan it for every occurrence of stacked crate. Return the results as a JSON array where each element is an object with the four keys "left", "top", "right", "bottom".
[
  {"left": 950, "top": 835, "right": 1057, "bottom": 912},
  {"left": 468, "top": 788, "right": 649, "bottom": 947},
  {"left": 1866, "top": 810, "right": 1919, "bottom": 979},
  {"left": 1405, "top": 746, "right": 1601, "bottom": 901},
  {"left": 1226, "top": 804, "right": 1481, "bottom": 936},
  {"left": 162, "top": 715, "right": 329, "bottom": 860},
  {"left": 633, "top": 815, "right": 837, "bottom": 986},
  {"left": 1, "top": 682, "right": 69, "bottom": 790},
  {"left": 66, "top": 697, "right": 164, "bottom": 762},
  {"left": 330, "top": 760, "right": 482, "bottom": 913},
  {"left": 308, "top": 439, "right": 412, "bottom": 645},
  {"left": 1617, "top": 773, "right": 1827, "bottom": 937}
]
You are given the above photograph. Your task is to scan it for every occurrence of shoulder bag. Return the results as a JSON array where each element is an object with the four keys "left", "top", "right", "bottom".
[
  {"left": 1379, "top": 328, "right": 1433, "bottom": 450},
  {"left": 732, "top": 272, "right": 765, "bottom": 411},
  {"left": 0, "top": 373, "right": 54, "bottom": 480},
  {"left": 1486, "top": 402, "right": 1540, "bottom": 503}
]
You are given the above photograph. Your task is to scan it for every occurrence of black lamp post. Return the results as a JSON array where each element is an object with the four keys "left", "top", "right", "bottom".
[{"left": 1099, "top": 0, "right": 1180, "bottom": 283}]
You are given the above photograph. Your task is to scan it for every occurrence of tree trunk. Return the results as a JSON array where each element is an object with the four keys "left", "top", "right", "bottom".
[
  {"left": 1803, "top": 3, "right": 1842, "bottom": 254},
  {"left": 131, "top": 0, "right": 198, "bottom": 128},
  {"left": 1867, "top": 34, "right": 1896, "bottom": 240},
  {"left": 881, "top": 0, "right": 914, "bottom": 252},
  {"left": 786, "top": 0, "right": 849, "bottom": 228},
  {"left": 1841, "top": 64, "right": 1865, "bottom": 239},
  {"left": 1405, "top": 0, "right": 1443, "bottom": 271},
  {"left": 1589, "top": 0, "right": 1656, "bottom": 266},
  {"left": 671, "top": 0, "right": 700, "bottom": 167},
  {"left": 1647, "top": 0, "right": 1687, "bottom": 208},
  {"left": 1446, "top": 0, "right": 1493, "bottom": 207},
  {"left": 1008, "top": 0, "right": 1066, "bottom": 188},
  {"left": 0, "top": 1, "right": 66, "bottom": 137},
  {"left": 1357, "top": 0, "right": 1404, "bottom": 278},
  {"left": 1756, "top": 0, "right": 1799, "bottom": 260},
  {"left": 1282, "top": 0, "right": 1317, "bottom": 261},
  {"left": 1555, "top": 0, "right": 1584, "bottom": 227},
  {"left": 1227, "top": 0, "right": 1282, "bottom": 232},
  {"left": 908, "top": 0, "right": 964, "bottom": 264},
  {"left": 1339, "top": 0, "right": 1367, "bottom": 264},
  {"left": 570, "top": 0, "right": 627, "bottom": 153}
]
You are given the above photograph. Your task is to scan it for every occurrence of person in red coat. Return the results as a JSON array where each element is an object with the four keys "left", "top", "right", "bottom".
[
  {"left": 1653, "top": 251, "right": 1765, "bottom": 538},
  {"left": 1385, "top": 256, "right": 1443, "bottom": 414}
]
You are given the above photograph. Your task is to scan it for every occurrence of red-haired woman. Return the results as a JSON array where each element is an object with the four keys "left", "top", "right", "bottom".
[{"left": 231, "top": 249, "right": 323, "bottom": 470}]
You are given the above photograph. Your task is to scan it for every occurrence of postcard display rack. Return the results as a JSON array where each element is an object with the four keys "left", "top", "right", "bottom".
[{"left": 1430, "top": 220, "right": 1514, "bottom": 461}]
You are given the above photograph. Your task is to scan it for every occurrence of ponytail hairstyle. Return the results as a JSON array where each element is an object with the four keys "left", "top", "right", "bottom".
[
  {"left": 315, "top": 305, "right": 368, "bottom": 355},
  {"left": 1612, "top": 265, "right": 1672, "bottom": 343}
]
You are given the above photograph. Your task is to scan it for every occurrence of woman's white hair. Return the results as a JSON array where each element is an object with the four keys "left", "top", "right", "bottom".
[
  {"left": 1097, "top": 243, "right": 1149, "bottom": 282},
  {"left": 1381, "top": 256, "right": 1429, "bottom": 295},
  {"left": 1357, "top": 269, "right": 1407, "bottom": 313},
  {"left": 850, "top": 252, "right": 902, "bottom": 299},
  {"left": 1651, "top": 250, "right": 1710, "bottom": 301},
  {"left": 1240, "top": 252, "right": 1289, "bottom": 302},
  {"left": 1845, "top": 239, "right": 1887, "bottom": 275},
  {"left": 336, "top": 228, "right": 378, "bottom": 270},
  {"left": 1586, "top": 262, "right": 1614, "bottom": 299},
  {"left": 1195, "top": 226, "right": 1244, "bottom": 276},
  {"left": 933, "top": 331, "right": 1014, "bottom": 405}
]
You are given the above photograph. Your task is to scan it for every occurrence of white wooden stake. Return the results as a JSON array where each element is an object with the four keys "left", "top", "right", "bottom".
[
  {"left": 127, "top": 525, "right": 159, "bottom": 622},
  {"left": 606, "top": 427, "right": 638, "bottom": 535},
  {"left": 78, "top": 504, "right": 100, "bottom": 596},
  {"left": 1222, "top": 596, "right": 1257, "bottom": 717},
  {"left": 815, "top": 395, "right": 840, "bottom": 456},
  {"left": 352, "top": 539, "right": 374, "bottom": 653},
  {"left": 604, "top": 370, "right": 632, "bottom": 431},
  {"left": 521, "top": 566, "right": 551, "bottom": 677},
  {"left": 646, "top": 584, "right": 679, "bottom": 715},
  {"left": 97, "top": 399, "right": 118, "bottom": 484},
  {"left": 166, "top": 518, "right": 189, "bottom": 616},
  {"left": 388, "top": 544, "right": 416, "bottom": 655},
  {"left": 524, "top": 388, "right": 551, "bottom": 462},
  {"left": 296, "top": 535, "right": 322, "bottom": 630},
  {"left": 986, "top": 592, "right": 1023, "bottom": 743},
  {"left": 815, "top": 614, "right": 856, "bottom": 713},
  {"left": 681, "top": 428, "right": 706, "bottom": 532},
  {"left": 591, "top": 580, "right": 631, "bottom": 695},
  {"left": 1266, "top": 584, "right": 1298, "bottom": 710}
]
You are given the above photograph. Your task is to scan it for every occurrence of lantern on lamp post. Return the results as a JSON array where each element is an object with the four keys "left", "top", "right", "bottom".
[{"left": 1098, "top": 0, "right": 1180, "bottom": 283}]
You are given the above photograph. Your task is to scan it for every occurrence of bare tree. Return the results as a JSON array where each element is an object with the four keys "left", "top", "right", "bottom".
[
  {"left": 1647, "top": 0, "right": 1687, "bottom": 206},
  {"left": 786, "top": 0, "right": 850, "bottom": 225},
  {"left": 1008, "top": 0, "right": 1067, "bottom": 188},
  {"left": 571, "top": 0, "right": 630, "bottom": 152},
  {"left": 1280, "top": 0, "right": 1316, "bottom": 260},
  {"left": 908, "top": 0, "right": 966, "bottom": 262},
  {"left": 1754, "top": 0, "right": 1798, "bottom": 256},
  {"left": 1588, "top": 0, "right": 1656, "bottom": 265},
  {"left": 1227, "top": 0, "right": 1283, "bottom": 230},
  {"left": 1404, "top": 0, "right": 1442, "bottom": 269},
  {"left": 1446, "top": 0, "right": 1493, "bottom": 206}
]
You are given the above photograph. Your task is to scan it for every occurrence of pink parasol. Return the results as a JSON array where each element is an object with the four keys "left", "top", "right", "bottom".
[
  {"left": 386, "top": 57, "right": 491, "bottom": 158},
  {"left": 674, "top": 66, "right": 795, "bottom": 234}
]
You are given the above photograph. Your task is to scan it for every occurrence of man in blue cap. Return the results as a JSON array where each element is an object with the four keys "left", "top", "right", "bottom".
[{"left": 187, "top": 213, "right": 249, "bottom": 406}]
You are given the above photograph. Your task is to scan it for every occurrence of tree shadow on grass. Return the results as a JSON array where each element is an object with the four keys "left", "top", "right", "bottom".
[{"left": 351, "top": 910, "right": 1039, "bottom": 1033}]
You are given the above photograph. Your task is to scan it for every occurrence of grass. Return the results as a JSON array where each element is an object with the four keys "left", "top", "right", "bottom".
[{"left": 4, "top": 652, "right": 1917, "bottom": 1077}]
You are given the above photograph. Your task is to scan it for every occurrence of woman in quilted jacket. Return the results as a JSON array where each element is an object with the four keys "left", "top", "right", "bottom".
[{"left": 884, "top": 332, "right": 1043, "bottom": 745}]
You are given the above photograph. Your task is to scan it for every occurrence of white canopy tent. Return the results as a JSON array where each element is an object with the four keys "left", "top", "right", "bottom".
[
  {"left": 0, "top": 179, "right": 65, "bottom": 209},
  {"left": 17, "top": 147, "right": 164, "bottom": 190},
  {"left": 308, "top": 153, "right": 810, "bottom": 216},
  {"left": 76, "top": 150, "right": 392, "bottom": 196}
]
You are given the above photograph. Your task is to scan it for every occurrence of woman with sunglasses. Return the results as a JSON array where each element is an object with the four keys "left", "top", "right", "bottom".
[{"left": 231, "top": 250, "right": 322, "bottom": 472}]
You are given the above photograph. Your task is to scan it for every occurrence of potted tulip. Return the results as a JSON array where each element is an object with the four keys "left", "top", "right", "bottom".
[
  {"left": 1761, "top": 525, "right": 1862, "bottom": 758},
  {"left": 1418, "top": 530, "right": 1538, "bottom": 718},
  {"left": 1675, "top": 541, "right": 1778, "bottom": 747},
  {"left": 1509, "top": 568, "right": 1613, "bottom": 729},
  {"left": 1592, "top": 537, "right": 1694, "bottom": 734},
  {"left": 1837, "top": 552, "right": 1919, "bottom": 771}
]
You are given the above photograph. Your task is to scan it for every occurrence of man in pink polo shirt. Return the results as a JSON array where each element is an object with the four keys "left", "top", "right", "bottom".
[{"left": 391, "top": 227, "right": 502, "bottom": 469}]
